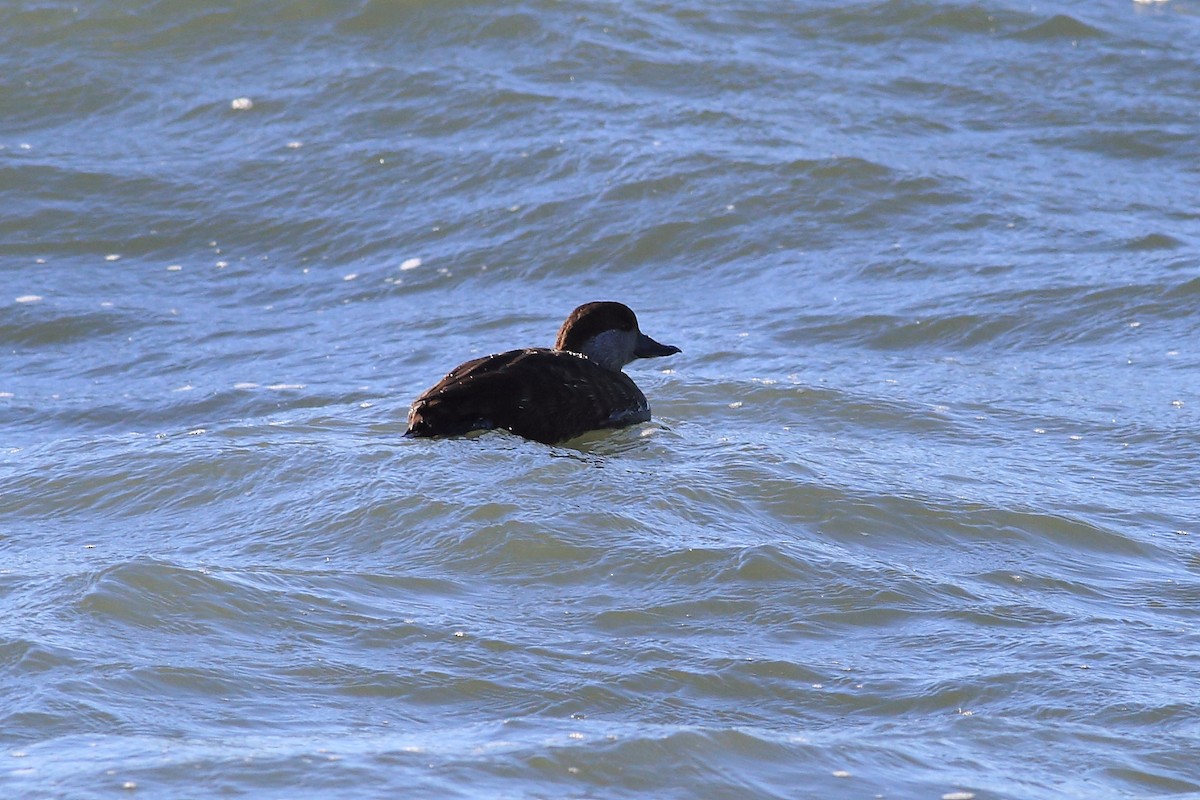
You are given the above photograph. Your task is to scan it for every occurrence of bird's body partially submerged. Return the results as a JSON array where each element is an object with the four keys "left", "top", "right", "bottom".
[{"left": 405, "top": 302, "right": 680, "bottom": 444}]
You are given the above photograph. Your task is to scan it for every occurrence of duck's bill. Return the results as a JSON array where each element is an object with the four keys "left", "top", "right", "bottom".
[{"left": 634, "top": 333, "right": 682, "bottom": 359}]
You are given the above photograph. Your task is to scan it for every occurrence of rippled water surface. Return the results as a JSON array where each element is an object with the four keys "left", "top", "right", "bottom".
[{"left": 3, "top": 1, "right": 1199, "bottom": 797}]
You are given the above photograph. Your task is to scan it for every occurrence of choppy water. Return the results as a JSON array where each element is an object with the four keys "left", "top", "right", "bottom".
[{"left": 3, "top": 0, "right": 1200, "bottom": 797}]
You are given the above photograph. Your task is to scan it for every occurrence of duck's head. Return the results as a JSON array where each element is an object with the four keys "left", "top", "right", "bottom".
[{"left": 554, "top": 301, "right": 681, "bottom": 371}]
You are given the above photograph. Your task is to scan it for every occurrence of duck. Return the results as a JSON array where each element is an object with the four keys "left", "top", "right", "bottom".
[{"left": 405, "top": 301, "right": 680, "bottom": 444}]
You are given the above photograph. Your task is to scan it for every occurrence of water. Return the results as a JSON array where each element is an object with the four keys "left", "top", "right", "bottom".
[{"left": 3, "top": 0, "right": 1199, "bottom": 797}]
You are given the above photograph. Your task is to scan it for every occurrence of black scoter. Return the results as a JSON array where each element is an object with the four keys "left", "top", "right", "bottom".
[{"left": 405, "top": 301, "right": 680, "bottom": 444}]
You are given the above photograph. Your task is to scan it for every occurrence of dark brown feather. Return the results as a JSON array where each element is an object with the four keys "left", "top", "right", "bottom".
[
  {"left": 554, "top": 302, "right": 637, "bottom": 353},
  {"left": 406, "top": 348, "right": 651, "bottom": 444}
]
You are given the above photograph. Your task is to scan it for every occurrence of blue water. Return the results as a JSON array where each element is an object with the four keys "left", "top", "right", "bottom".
[{"left": 3, "top": 1, "right": 1199, "bottom": 797}]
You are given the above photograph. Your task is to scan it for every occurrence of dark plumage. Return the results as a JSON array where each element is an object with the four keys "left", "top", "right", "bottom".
[{"left": 405, "top": 302, "right": 680, "bottom": 444}]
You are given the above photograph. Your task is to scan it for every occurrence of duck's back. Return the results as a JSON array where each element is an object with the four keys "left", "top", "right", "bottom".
[{"left": 405, "top": 348, "right": 651, "bottom": 444}]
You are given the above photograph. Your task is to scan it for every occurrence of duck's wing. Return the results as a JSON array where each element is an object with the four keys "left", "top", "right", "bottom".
[{"left": 405, "top": 348, "right": 650, "bottom": 444}]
